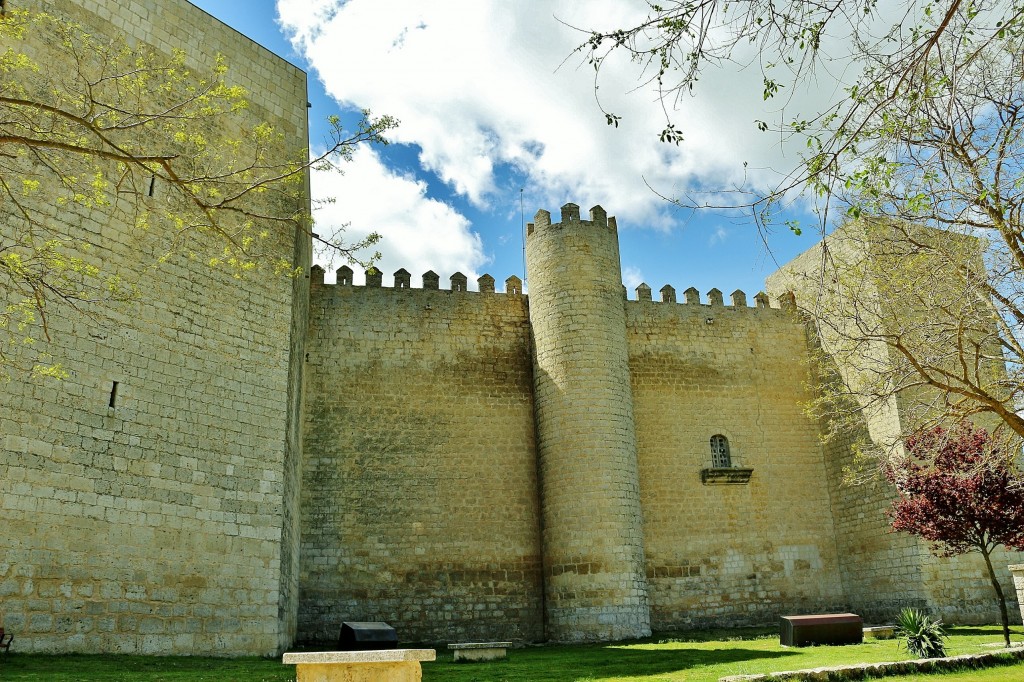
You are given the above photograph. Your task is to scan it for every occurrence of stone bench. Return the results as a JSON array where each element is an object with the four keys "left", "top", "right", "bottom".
[
  {"left": 863, "top": 625, "right": 896, "bottom": 639},
  {"left": 283, "top": 649, "right": 436, "bottom": 682},
  {"left": 780, "top": 613, "right": 863, "bottom": 647},
  {"left": 448, "top": 641, "right": 512, "bottom": 662}
]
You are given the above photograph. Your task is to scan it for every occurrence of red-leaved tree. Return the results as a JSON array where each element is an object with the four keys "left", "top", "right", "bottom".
[{"left": 885, "top": 424, "right": 1024, "bottom": 647}]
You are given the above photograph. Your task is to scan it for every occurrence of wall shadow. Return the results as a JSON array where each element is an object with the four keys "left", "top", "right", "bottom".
[{"left": 422, "top": 642, "right": 799, "bottom": 681}]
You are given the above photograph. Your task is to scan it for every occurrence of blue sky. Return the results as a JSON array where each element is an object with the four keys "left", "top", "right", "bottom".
[{"left": 190, "top": 0, "right": 829, "bottom": 300}]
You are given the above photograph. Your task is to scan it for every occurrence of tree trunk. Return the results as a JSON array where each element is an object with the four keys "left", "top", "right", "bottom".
[{"left": 981, "top": 546, "right": 1011, "bottom": 647}]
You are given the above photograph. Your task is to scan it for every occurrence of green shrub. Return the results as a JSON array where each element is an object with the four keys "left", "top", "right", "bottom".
[{"left": 896, "top": 607, "right": 948, "bottom": 658}]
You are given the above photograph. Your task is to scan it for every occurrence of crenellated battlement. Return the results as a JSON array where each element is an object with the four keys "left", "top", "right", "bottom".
[
  {"left": 626, "top": 283, "right": 791, "bottom": 310},
  {"left": 519, "top": 200, "right": 796, "bottom": 312},
  {"left": 526, "top": 202, "right": 618, "bottom": 236},
  {"left": 310, "top": 264, "right": 525, "bottom": 295},
  {"left": 312, "top": 262, "right": 795, "bottom": 311}
]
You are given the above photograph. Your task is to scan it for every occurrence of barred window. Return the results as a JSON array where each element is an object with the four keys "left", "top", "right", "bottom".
[{"left": 710, "top": 434, "right": 731, "bottom": 468}]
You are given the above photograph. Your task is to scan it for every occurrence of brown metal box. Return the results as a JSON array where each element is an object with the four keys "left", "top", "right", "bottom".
[{"left": 780, "top": 613, "right": 863, "bottom": 647}]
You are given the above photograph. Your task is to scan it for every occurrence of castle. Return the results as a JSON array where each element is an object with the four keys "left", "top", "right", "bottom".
[{"left": 1, "top": 0, "right": 1021, "bottom": 656}]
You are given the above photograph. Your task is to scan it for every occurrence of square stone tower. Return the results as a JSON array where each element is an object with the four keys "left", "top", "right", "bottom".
[{"left": 0, "top": 0, "right": 311, "bottom": 655}]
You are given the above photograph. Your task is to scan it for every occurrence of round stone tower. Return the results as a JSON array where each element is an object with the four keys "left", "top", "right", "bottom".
[{"left": 525, "top": 203, "right": 650, "bottom": 641}]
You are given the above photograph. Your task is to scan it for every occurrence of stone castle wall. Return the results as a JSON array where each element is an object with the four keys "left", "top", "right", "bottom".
[
  {"left": 295, "top": 207, "right": 854, "bottom": 642},
  {"left": 626, "top": 294, "right": 847, "bottom": 628},
  {"left": 295, "top": 209, "right": 852, "bottom": 643},
  {"left": 298, "top": 274, "right": 544, "bottom": 644},
  {"left": 0, "top": 0, "right": 310, "bottom": 655},
  {"left": 298, "top": 207, "right": 1021, "bottom": 643}
]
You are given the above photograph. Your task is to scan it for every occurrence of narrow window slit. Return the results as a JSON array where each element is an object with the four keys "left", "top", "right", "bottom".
[
  {"left": 109, "top": 381, "right": 119, "bottom": 408},
  {"left": 147, "top": 175, "right": 156, "bottom": 197}
]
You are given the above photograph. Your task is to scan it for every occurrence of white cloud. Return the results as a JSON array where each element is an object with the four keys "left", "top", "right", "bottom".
[
  {"left": 278, "top": 0, "right": 834, "bottom": 228},
  {"left": 709, "top": 226, "right": 729, "bottom": 246},
  {"left": 312, "top": 145, "right": 487, "bottom": 285},
  {"left": 622, "top": 265, "right": 645, "bottom": 292}
]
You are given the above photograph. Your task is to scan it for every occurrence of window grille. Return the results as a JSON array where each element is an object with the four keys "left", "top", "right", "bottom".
[{"left": 710, "top": 434, "right": 731, "bottom": 468}]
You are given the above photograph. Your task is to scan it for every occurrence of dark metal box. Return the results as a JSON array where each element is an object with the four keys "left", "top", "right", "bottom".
[
  {"left": 780, "top": 613, "right": 863, "bottom": 647},
  {"left": 338, "top": 621, "right": 399, "bottom": 650}
]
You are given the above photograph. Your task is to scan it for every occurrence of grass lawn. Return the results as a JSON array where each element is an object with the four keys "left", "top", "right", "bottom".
[
  {"left": 0, "top": 654, "right": 292, "bottom": 681},
  {"left": 421, "top": 626, "right": 1024, "bottom": 681},
  {"left": 0, "top": 626, "right": 1020, "bottom": 681}
]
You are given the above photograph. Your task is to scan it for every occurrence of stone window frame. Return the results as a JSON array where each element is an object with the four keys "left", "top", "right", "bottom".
[{"left": 700, "top": 430, "right": 753, "bottom": 485}]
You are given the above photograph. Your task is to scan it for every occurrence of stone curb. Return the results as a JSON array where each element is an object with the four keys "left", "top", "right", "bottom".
[{"left": 719, "top": 645, "right": 1024, "bottom": 681}]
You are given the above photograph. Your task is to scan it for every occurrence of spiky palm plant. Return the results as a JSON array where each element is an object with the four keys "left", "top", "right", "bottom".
[{"left": 895, "top": 608, "right": 948, "bottom": 658}]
